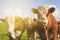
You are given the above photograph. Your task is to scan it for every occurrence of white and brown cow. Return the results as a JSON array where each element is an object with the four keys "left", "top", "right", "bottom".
[
  {"left": 31, "top": 5, "right": 58, "bottom": 40},
  {"left": 6, "top": 16, "right": 26, "bottom": 40}
]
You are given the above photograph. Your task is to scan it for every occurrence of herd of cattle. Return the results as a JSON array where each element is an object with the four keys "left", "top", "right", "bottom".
[{"left": 0, "top": 5, "right": 60, "bottom": 40}]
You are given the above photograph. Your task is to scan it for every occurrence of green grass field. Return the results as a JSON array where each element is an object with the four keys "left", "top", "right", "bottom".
[
  {"left": 0, "top": 22, "right": 8, "bottom": 40},
  {"left": 0, "top": 22, "right": 60, "bottom": 40}
]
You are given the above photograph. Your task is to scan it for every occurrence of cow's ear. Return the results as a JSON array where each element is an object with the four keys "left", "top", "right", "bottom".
[
  {"left": 48, "top": 7, "right": 55, "bottom": 13},
  {"left": 31, "top": 8, "right": 38, "bottom": 14}
]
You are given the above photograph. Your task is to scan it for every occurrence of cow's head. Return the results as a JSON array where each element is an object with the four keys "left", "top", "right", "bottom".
[{"left": 31, "top": 5, "right": 55, "bottom": 27}]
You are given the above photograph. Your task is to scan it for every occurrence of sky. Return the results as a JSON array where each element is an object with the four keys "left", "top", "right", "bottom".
[{"left": 0, "top": 0, "right": 60, "bottom": 20}]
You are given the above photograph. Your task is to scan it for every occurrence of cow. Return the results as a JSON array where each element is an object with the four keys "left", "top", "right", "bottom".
[
  {"left": 24, "top": 17, "right": 37, "bottom": 40},
  {"left": 57, "top": 21, "right": 60, "bottom": 39},
  {"left": 6, "top": 16, "right": 26, "bottom": 40},
  {"left": 31, "top": 5, "right": 58, "bottom": 40}
]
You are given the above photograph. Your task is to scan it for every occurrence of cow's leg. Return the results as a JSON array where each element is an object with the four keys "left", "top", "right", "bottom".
[
  {"left": 57, "top": 34, "right": 60, "bottom": 40},
  {"left": 8, "top": 35, "right": 14, "bottom": 40},
  {"left": 45, "top": 29, "right": 48, "bottom": 40},
  {"left": 53, "top": 30, "right": 57, "bottom": 40},
  {"left": 48, "top": 27, "right": 57, "bottom": 40},
  {"left": 28, "top": 34, "right": 31, "bottom": 40},
  {"left": 59, "top": 34, "right": 60, "bottom": 38},
  {"left": 28, "top": 35, "right": 31, "bottom": 40},
  {"left": 27, "top": 29, "right": 32, "bottom": 40},
  {"left": 57, "top": 34, "right": 59, "bottom": 38},
  {"left": 33, "top": 32, "right": 36, "bottom": 40},
  {"left": 15, "top": 35, "right": 21, "bottom": 40},
  {"left": 15, "top": 31, "right": 22, "bottom": 40},
  {"left": 48, "top": 33, "right": 53, "bottom": 40},
  {"left": 18, "top": 34, "right": 22, "bottom": 40},
  {"left": 7, "top": 32, "right": 15, "bottom": 40},
  {"left": 27, "top": 32, "right": 31, "bottom": 40},
  {"left": 31, "top": 32, "right": 36, "bottom": 40}
]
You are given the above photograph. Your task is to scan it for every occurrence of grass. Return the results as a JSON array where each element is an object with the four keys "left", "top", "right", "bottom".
[{"left": 0, "top": 22, "right": 8, "bottom": 40}]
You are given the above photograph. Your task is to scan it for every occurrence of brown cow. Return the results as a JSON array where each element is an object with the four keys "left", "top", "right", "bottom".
[
  {"left": 31, "top": 5, "right": 58, "bottom": 40},
  {"left": 46, "top": 7, "right": 58, "bottom": 40},
  {"left": 24, "top": 17, "right": 37, "bottom": 40}
]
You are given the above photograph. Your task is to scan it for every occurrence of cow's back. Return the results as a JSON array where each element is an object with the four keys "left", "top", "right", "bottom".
[{"left": 14, "top": 16, "right": 26, "bottom": 32}]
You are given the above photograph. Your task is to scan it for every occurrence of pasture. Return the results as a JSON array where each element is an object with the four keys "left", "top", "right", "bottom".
[{"left": 0, "top": 21, "right": 60, "bottom": 40}]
